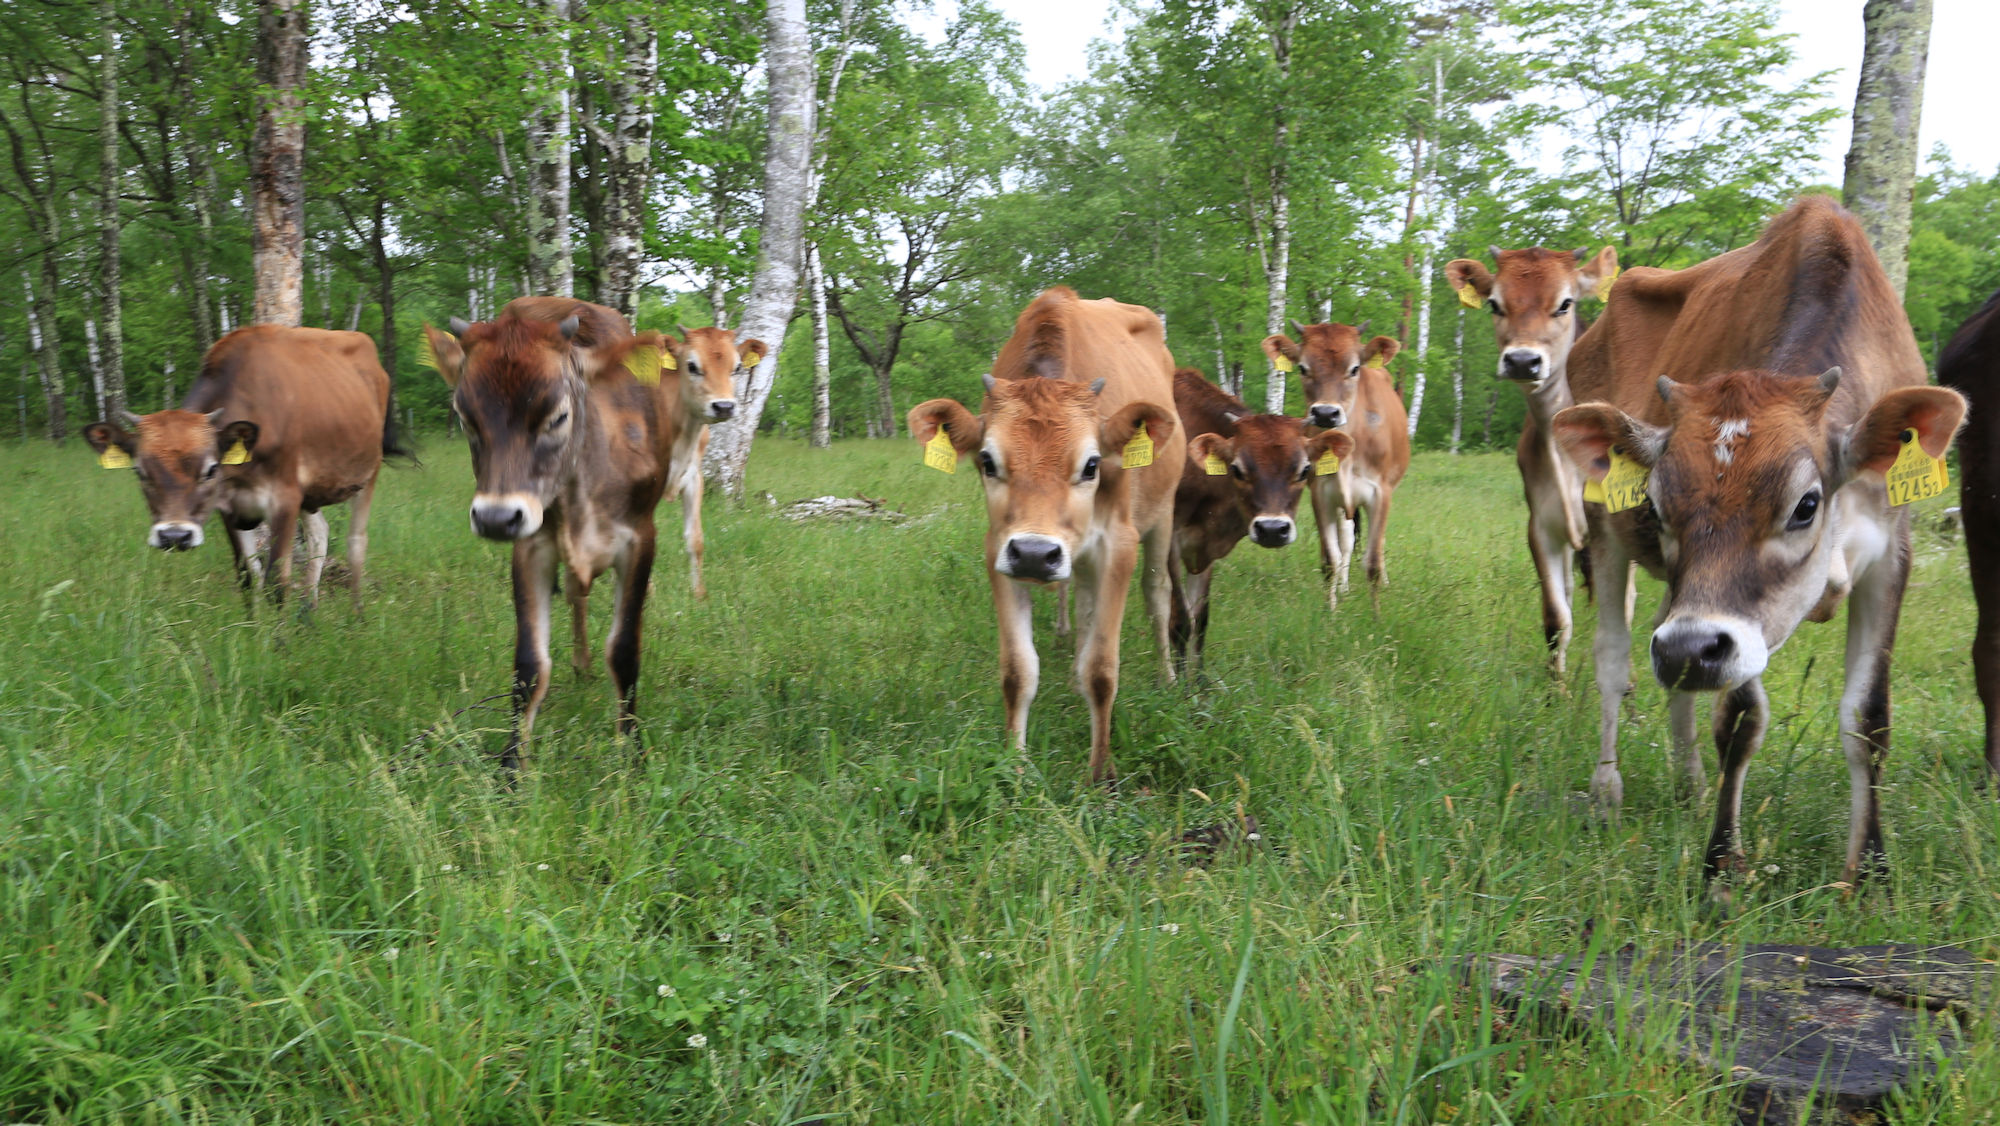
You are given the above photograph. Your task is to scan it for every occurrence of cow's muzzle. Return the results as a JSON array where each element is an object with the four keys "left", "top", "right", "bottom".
[
  {"left": 470, "top": 494, "right": 545, "bottom": 541},
  {"left": 149, "top": 522, "right": 204, "bottom": 551},
  {"left": 997, "top": 534, "right": 1070, "bottom": 583},
  {"left": 1650, "top": 615, "right": 1769, "bottom": 692},
  {"left": 1308, "top": 403, "right": 1345, "bottom": 429},
  {"left": 707, "top": 398, "right": 738, "bottom": 421},
  {"left": 1250, "top": 516, "right": 1296, "bottom": 548},
  {"left": 1500, "top": 349, "right": 1546, "bottom": 382}
]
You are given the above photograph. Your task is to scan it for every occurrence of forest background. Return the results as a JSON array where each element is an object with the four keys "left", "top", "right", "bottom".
[{"left": 2, "top": 0, "right": 1988, "bottom": 478}]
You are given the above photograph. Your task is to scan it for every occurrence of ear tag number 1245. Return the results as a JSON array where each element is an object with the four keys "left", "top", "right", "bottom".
[
  {"left": 923, "top": 428, "right": 957, "bottom": 474},
  {"left": 1885, "top": 428, "right": 1947, "bottom": 506},
  {"left": 1583, "top": 447, "right": 1649, "bottom": 513}
]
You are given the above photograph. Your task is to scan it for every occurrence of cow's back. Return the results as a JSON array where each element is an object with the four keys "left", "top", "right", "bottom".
[
  {"left": 1353, "top": 368, "right": 1409, "bottom": 487},
  {"left": 186, "top": 326, "right": 388, "bottom": 474}
]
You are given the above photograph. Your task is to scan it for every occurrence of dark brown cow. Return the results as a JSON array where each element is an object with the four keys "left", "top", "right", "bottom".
[
  {"left": 500, "top": 298, "right": 763, "bottom": 599},
  {"left": 423, "top": 300, "right": 667, "bottom": 767},
  {"left": 908, "top": 288, "right": 1182, "bottom": 783},
  {"left": 1937, "top": 288, "right": 2000, "bottom": 781},
  {"left": 82, "top": 325, "right": 389, "bottom": 607},
  {"left": 1261, "top": 325, "right": 1408, "bottom": 609},
  {"left": 1549, "top": 196, "right": 1966, "bottom": 891},
  {"left": 1169, "top": 367, "right": 1349, "bottom": 672},
  {"left": 1445, "top": 245, "right": 1619, "bottom": 673}
]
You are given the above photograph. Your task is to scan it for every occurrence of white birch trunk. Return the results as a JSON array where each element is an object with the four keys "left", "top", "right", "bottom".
[
  {"left": 24, "top": 272, "right": 66, "bottom": 439},
  {"left": 808, "top": 243, "right": 832, "bottom": 448},
  {"left": 85, "top": 318, "right": 106, "bottom": 420},
  {"left": 600, "top": 13, "right": 656, "bottom": 317},
  {"left": 251, "top": 0, "right": 306, "bottom": 326},
  {"left": 703, "top": 0, "right": 814, "bottom": 500},
  {"left": 1261, "top": 4, "right": 1296, "bottom": 414},
  {"left": 99, "top": 0, "right": 125, "bottom": 414},
  {"left": 525, "top": 0, "right": 575, "bottom": 296},
  {"left": 1406, "top": 239, "right": 1432, "bottom": 436},
  {"left": 1842, "top": 0, "right": 1932, "bottom": 297},
  {"left": 1449, "top": 305, "right": 1464, "bottom": 454}
]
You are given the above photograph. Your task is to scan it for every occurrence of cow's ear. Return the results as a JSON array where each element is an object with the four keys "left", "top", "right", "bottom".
[
  {"left": 1363, "top": 336, "right": 1401, "bottom": 367},
  {"left": 1102, "top": 401, "right": 1176, "bottom": 455},
  {"left": 1552, "top": 403, "right": 1667, "bottom": 480},
  {"left": 1261, "top": 334, "right": 1300, "bottom": 367},
  {"left": 1306, "top": 428, "right": 1354, "bottom": 462},
  {"left": 907, "top": 399, "right": 983, "bottom": 454},
  {"left": 1445, "top": 258, "right": 1495, "bottom": 306},
  {"left": 577, "top": 336, "right": 646, "bottom": 386},
  {"left": 1577, "top": 245, "right": 1620, "bottom": 301},
  {"left": 422, "top": 323, "right": 465, "bottom": 387},
  {"left": 737, "top": 337, "right": 768, "bottom": 369},
  {"left": 218, "top": 420, "right": 260, "bottom": 458},
  {"left": 621, "top": 331, "right": 670, "bottom": 386},
  {"left": 1843, "top": 385, "right": 1968, "bottom": 479},
  {"left": 83, "top": 420, "right": 135, "bottom": 456},
  {"left": 1186, "top": 431, "right": 1235, "bottom": 467}
]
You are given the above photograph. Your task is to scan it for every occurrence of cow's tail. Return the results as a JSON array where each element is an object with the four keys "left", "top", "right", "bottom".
[{"left": 383, "top": 404, "right": 422, "bottom": 467}]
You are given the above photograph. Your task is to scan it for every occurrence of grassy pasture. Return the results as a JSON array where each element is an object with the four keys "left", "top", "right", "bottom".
[{"left": 1, "top": 434, "right": 1995, "bottom": 1125}]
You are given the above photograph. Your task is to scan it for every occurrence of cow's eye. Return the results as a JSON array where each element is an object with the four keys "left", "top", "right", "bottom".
[
  {"left": 1485, "top": 298, "right": 1501, "bottom": 315},
  {"left": 1296, "top": 462, "right": 1312, "bottom": 481},
  {"left": 1228, "top": 463, "right": 1245, "bottom": 480},
  {"left": 978, "top": 451, "right": 998, "bottom": 478},
  {"left": 1080, "top": 455, "right": 1100, "bottom": 481},
  {"left": 1348, "top": 363, "right": 1360, "bottom": 377},
  {"left": 547, "top": 410, "right": 569, "bottom": 431},
  {"left": 1555, "top": 298, "right": 1575, "bottom": 315},
  {"left": 201, "top": 462, "right": 219, "bottom": 481},
  {"left": 1788, "top": 488, "right": 1821, "bottom": 530}
]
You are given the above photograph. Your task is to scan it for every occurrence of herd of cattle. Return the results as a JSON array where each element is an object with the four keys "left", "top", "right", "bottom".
[{"left": 74, "top": 195, "right": 2000, "bottom": 900}]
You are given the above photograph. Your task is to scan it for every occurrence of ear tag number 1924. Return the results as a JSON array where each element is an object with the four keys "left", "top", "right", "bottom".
[
  {"left": 1583, "top": 447, "right": 1649, "bottom": 513},
  {"left": 1122, "top": 431, "right": 1154, "bottom": 469},
  {"left": 1885, "top": 428, "right": 1947, "bottom": 507},
  {"left": 923, "top": 428, "right": 956, "bottom": 474}
]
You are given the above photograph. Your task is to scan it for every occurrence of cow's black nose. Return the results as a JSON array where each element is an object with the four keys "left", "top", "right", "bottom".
[
  {"left": 710, "top": 399, "right": 737, "bottom": 420},
  {"left": 1309, "top": 405, "right": 1343, "bottom": 428},
  {"left": 1652, "top": 627, "right": 1735, "bottom": 691},
  {"left": 1501, "top": 350, "right": 1544, "bottom": 381},
  {"left": 156, "top": 527, "right": 195, "bottom": 551},
  {"left": 1002, "top": 535, "right": 1066, "bottom": 581},
  {"left": 1251, "top": 517, "right": 1294, "bottom": 547}
]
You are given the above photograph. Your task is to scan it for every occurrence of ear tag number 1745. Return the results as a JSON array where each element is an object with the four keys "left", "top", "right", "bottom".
[
  {"left": 1583, "top": 447, "right": 1649, "bottom": 513},
  {"left": 1885, "top": 428, "right": 1947, "bottom": 506}
]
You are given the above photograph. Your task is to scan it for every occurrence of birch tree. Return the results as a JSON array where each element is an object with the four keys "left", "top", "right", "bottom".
[
  {"left": 703, "top": 0, "right": 813, "bottom": 500},
  {"left": 251, "top": 0, "right": 306, "bottom": 325},
  {"left": 594, "top": 7, "right": 656, "bottom": 317},
  {"left": 525, "top": 0, "right": 575, "bottom": 296},
  {"left": 98, "top": 0, "right": 125, "bottom": 414},
  {"left": 1842, "top": 0, "right": 1932, "bottom": 297}
]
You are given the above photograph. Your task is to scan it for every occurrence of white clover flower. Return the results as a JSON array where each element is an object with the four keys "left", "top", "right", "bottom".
[
  {"left": 537, "top": 863, "right": 551, "bottom": 872},
  {"left": 898, "top": 854, "right": 915, "bottom": 866},
  {"left": 716, "top": 932, "right": 733, "bottom": 944},
  {"left": 1764, "top": 864, "right": 1780, "bottom": 874},
  {"left": 686, "top": 1033, "right": 708, "bottom": 1050},
  {"left": 1159, "top": 923, "right": 1179, "bottom": 935},
  {"left": 979, "top": 950, "right": 994, "bottom": 960},
  {"left": 440, "top": 864, "right": 455, "bottom": 872},
  {"left": 1246, "top": 833, "right": 1261, "bottom": 841},
  {"left": 383, "top": 947, "right": 400, "bottom": 962},
  {"left": 912, "top": 954, "right": 926, "bottom": 965},
  {"left": 658, "top": 984, "right": 676, "bottom": 998}
]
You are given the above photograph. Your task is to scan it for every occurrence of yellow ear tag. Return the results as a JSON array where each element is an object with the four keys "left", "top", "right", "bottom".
[
  {"left": 1122, "top": 430, "right": 1154, "bottom": 469},
  {"left": 623, "top": 345, "right": 664, "bottom": 387},
  {"left": 923, "top": 428, "right": 957, "bottom": 474},
  {"left": 1595, "top": 266, "right": 1620, "bottom": 301},
  {"left": 97, "top": 446, "right": 133, "bottom": 469},
  {"left": 1885, "top": 428, "right": 1948, "bottom": 506},
  {"left": 1314, "top": 450, "right": 1341, "bottom": 476},
  {"left": 1586, "top": 447, "right": 1649, "bottom": 513},
  {"left": 1457, "top": 283, "right": 1483, "bottom": 309},
  {"left": 222, "top": 441, "right": 251, "bottom": 466},
  {"left": 1272, "top": 355, "right": 1295, "bottom": 374},
  {"left": 1203, "top": 452, "right": 1228, "bottom": 476}
]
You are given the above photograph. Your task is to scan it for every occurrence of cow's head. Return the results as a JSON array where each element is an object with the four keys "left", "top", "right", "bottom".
[
  {"left": 664, "top": 326, "right": 763, "bottom": 423},
  {"left": 84, "top": 408, "right": 260, "bottom": 551},
  {"left": 908, "top": 377, "right": 1176, "bottom": 583},
  {"left": 1554, "top": 369, "right": 1966, "bottom": 692},
  {"left": 1187, "top": 417, "right": 1352, "bottom": 548},
  {"left": 1262, "top": 324, "right": 1398, "bottom": 430},
  {"left": 424, "top": 310, "right": 654, "bottom": 541},
  {"left": 1447, "top": 246, "right": 1617, "bottom": 385}
]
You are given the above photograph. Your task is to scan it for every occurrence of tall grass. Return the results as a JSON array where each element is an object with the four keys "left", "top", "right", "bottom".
[{"left": 0, "top": 436, "right": 1993, "bottom": 1123}]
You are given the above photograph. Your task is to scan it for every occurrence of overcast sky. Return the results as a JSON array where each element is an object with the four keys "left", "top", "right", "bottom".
[{"left": 999, "top": 0, "right": 2000, "bottom": 181}]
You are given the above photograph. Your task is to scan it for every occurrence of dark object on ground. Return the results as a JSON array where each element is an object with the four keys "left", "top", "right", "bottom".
[
  {"left": 1938, "top": 289, "right": 2000, "bottom": 781},
  {"left": 1125, "top": 813, "right": 1262, "bottom": 872},
  {"left": 1460, "top": 942, "right": 1996, "bottom": 1125}
]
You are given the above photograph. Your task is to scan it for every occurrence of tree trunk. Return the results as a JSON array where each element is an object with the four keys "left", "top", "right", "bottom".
[
  {"left": 808, "top": 244, "right": 832, "bottom": 448},
  {"left": 23, "top": 273, "right": 66, "bottom": 439},
  {"left": 99, "top": 0, "right": 125, "bottom": 414},
  {"left": 162, "top": 357, "right": 175, "bottom": 408},
  {"left": 372, "top": 197, "right": 398, "bottom": 420},
  {"left": 1407, "top": 238, "right": 1432, "bottom": 436},
  {"left": 1261, "top": 2, "right": 1296, "bottom": 414},
  {"left": 1842, "top": 0, "right": 1932, "bottom": 297},
  {"left": 1449, "top": 305, "right": 1464, "bottom": 454},
  {"left": 1480, "top": 382, "right": 1499, "bottom": 447},
  {"left": 525, "top": 0, "right": 575, "bottom": 296},
  {"left": 599, "top": 13, "right": 656, "bottom": 318},
  {"left": 704, "top": 0, "right": 812, "bottom": 499},
  {"left": 872, "top": 362, "right": 896, "bottom": 439},
  {"left": 251, "top": 0, "right": 306, "bottom": 326},
  {"left": 85, "top": 318, "right": 107, "bottom": 420}
]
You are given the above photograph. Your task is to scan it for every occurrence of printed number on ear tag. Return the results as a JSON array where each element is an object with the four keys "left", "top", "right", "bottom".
[
  {"left": 1123, "top": 431, "right": 1154, "bottom": 469},
  {"left": 1203, "top": 453, "right": 1228, "bottom": 476},
  {"left": 97, "top": 447, "right": 133, "bottom": 469},
  {"left": 1456, "top": 283, "right": 1483, "bottom": 309},
  {"left": 1315, "top": 450, "right": 1341, "bottom": 476},
  {"left": 1272, "top": 355, "right": 1295, "bottom": 374},
  {"left": 222, "top": 441, "right": 252, "bottom": 466},
  {"left": 1584, "top": 447, "right": 1648, "bottom": 513},
  {"left": 1885, "top": 428, "right": 1948, "bottom": 506},
  {"left": 923, "top": 428, "right": 957, "bottom": 474}
]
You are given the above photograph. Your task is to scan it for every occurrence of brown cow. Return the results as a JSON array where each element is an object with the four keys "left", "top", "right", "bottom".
[
  {"left": 908, "top": 288, "right": 1182, "bottom": 783},
  {"left": 1445, "top": 246, "right": 1619, "bottom": 673},
  {"left": 1260, "top": 325, "right": 1408, "bottom": 610},
  {"left": 1169, "top": 367, "right": 1349, "bottom": 672},
  {"left": 423, "top": 300, "right": 667, "bottom": 767},
  {"left": 1937, "top": 289, "right": 2000, "bottom": 782},
  {"left": 82, "top": 325, "right": 389, "bottom": 608},
  {"left": 1549, "top": 196, "right": 1966, "bottom": 891}
]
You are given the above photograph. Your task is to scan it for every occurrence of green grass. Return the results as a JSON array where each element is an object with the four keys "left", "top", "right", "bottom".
[{"left": 1, "top": 435, "right": 1995, "bottom": 1124}]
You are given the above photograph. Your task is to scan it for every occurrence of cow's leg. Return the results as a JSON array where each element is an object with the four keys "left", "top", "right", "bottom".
[
  {"left": 1668, "top": 689, "right": 1705, "bottom": 800},
  {"left": 680, "top": 456, "right": 707, "bottom": 599},
  {"left": 1588, "top": 534, "right": 1635, "bottom": 809},
  {"left": 1311, "top": 485, "right": 1345, "bottom": 610},
  {"left": 1334, "top": 505, "right": 1356, "bottom": 595},
  {"left": 226, "top": 522, "right": 263, "bottom": 595},
  {"left": 1140, "top": 518, "right": 1175, "bottom": 685},
  {"left": 606, "top": 520, "right": 658, "bottom": 739},
  {"left": 1968, "top": 509, "right": 2000, "bottom": 783},
  {"left": 298, "top": 509, "right": 330, "bottom": 610},
  {"left": 1704, "top": 677, "right": 1770, "bottom": 887},
  {"left": 1363, "top": 485, "right": 1393, "bottom": 588},
  {"left": 566, "top": 563, "right": 594, "bottom": 677},
  {"left": 345, "top": 472, "right": 377, "bottom": 608},
  {"left": 503, "top": 533, "right": 559, "bottom": 770},
  {"left": 1167, "top": 539, "right": 1192, "bottom": 674},
  {"left": 1184, "top": 565, "right": 1214, "bottom": 676},
  {"left": 1839, "top": 532, "right": 1907, "bottom": 885},
  {"left": 263, "top": 494, "right": 302, "bottom": 606},
  {"left": 993, "top": 570, "right": 1038, "bottom": 751},
  {"left": 1074, "top": 535, "right": 1135, "bottom": 785},
  {"left": 1527, "top": 515, "right": 1574, "bottom": 676}
]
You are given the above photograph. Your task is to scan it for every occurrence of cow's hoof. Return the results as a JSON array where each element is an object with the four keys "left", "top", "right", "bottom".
[{"left": 1589, "top": 765, "right": 1624, "bottom": 812}]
